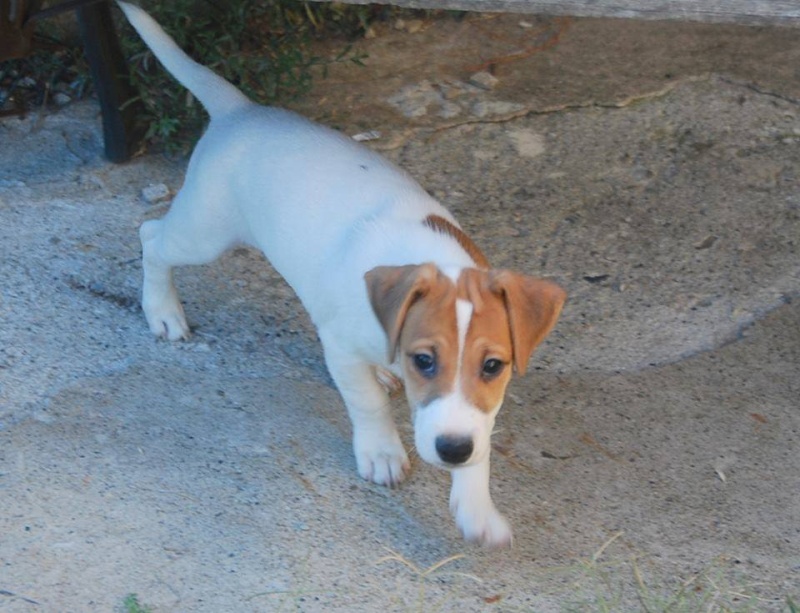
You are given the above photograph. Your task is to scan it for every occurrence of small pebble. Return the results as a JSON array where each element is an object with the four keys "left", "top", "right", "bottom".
[
  {"left": 405, "top": 19, "right": 424, "bottom": 34},
  {"left": 694, "top": 235, "right": 717, "bottom": 250},
  {"left": 53, "top": 92, "right": 71, "bottom": 106},
  {"left": 468, "top": 71, "right": 499, "bottom": 91},
  {"left": 352, "top": 130, "right": 381, "bottom": 142},
  {"left": 141, "top": 183, "right": 170, "bottom": 204}
]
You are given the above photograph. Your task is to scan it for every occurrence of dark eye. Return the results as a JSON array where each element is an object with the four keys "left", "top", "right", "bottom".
[
  {"left": 482, "top": 358, "right": 505, "bottom": 379},
  {"left": 412, "top": 353, "right": 437, "bottom": 377}
]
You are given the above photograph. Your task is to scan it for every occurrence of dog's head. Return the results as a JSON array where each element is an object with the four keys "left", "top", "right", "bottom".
[{"left": 365, "top": 264, "right": 566, "bottom": 469}]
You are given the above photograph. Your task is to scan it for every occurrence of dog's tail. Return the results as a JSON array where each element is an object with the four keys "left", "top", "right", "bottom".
[{"left": 116, "top": 1, "right": 249, "bottom": 119}]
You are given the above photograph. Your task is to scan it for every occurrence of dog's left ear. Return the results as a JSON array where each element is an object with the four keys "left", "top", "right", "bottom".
[
  {"left": 365, "top": 263, "right": 439, "bottom": 362},
  {"left": 490, "top": 271, "right": 567, "bottom": 375}
]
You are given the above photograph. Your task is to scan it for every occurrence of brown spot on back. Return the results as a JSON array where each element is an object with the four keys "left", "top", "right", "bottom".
[{"left": 423, "top": 214, "right": 490, "bottom": 269}]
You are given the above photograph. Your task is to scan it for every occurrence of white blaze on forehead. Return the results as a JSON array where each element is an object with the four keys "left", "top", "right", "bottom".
[
  {"left": 455, "top": 298, "right": 473, "bottom": 379},
  {"left": 440, "top": 265, "right": 463, "bottom": 284}
]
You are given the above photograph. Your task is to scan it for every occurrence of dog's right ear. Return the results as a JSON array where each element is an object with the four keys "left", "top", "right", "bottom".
[{"left": 364, "top": 263, "right": 438, "bottom": 362}]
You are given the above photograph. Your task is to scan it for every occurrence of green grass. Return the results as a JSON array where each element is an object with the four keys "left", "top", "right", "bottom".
[
  {"left": 363, "top": 536, "right": 796, "bottom": 612},
  {"left": 560, "top": 557, "right": 769, "bottom": 612},
  {"left": 104, "top": 541, "right": 800, "bottom": 612},
  {"left": 122, "top": 593, "right": 152, "bottom": 613},
  {"left": 552, "top": 533, "right": 793, "bottom": 613}
]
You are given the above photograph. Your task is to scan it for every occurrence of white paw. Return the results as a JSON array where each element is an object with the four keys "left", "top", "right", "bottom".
[
  {"left": 150, "top": 313, "right": 190, "bottom": 341},
  {"left": 143, "top": 294, "right": 190, "bottom": 341},
  {"left": 450, "top": 496, "right": 513, "bottom": 548},
  {"left": 353, "top": 430, "right": 410, "bottom": 488},
  {"left": 144, "top": 307, "right": 189, "bottom": 340}
]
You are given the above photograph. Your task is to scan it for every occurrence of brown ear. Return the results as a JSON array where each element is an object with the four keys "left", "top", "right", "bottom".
[
  {"left": 490, "top": 270, "right": 566, "bottom": 375},
  {"left": 364, "top": 263, "right": 439, "bottom": 362}
]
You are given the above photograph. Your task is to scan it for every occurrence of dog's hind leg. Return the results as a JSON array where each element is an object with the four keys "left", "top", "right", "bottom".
[{"left": 140, "top": 194, "right": 237, "bottom": 340}]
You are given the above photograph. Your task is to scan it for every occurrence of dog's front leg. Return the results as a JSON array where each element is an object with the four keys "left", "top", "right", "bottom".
[
  {"left": 449, "top": 453, "right": 513, "bottom": 547},
  {"left": 321, "top": 340, "right": 410, "bottom": 487}
]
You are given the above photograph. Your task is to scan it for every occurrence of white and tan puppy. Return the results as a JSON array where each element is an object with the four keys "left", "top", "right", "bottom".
[{"left": 119, "top": 1, "right": 566, "bottom": 547}]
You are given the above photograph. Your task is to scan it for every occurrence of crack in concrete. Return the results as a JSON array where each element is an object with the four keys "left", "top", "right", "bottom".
[
  {"left": 380, "top": 72, "right": 800, "bottom": 152},
  {"left": 718, "top": 75, "right": 800, "bottom": 106},
  {"left": 354, "top": 73, "right": 713, "bottom": 150},
  {"left": 420, "top": 74, "right": 713, "bottom": 143},
  {"left": 409, "top": 73, "right": 798, "bottom": 149}
]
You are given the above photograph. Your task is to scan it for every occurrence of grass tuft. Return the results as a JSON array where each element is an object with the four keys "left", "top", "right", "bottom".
[
  {"left": 553, "top": 534, "right": 790, "bottom": 613},
  {"left": 122, "top": 593, "right": 152, "bottom": 613},
  {"left": 375, "top": 548, "right": 483, "bottom": 612}
]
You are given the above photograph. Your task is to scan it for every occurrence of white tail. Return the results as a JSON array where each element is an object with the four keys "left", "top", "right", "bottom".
[{"left": 116, "top": 1, "right": 250, "bottom": 119}]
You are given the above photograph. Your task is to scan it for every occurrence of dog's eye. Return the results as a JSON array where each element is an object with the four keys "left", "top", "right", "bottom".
[
  {"left": 412, "top": 353, "right": 437, "bottom": 377},
  {"left": 482, "top": 358, "right": 505, "bottom": 379}
]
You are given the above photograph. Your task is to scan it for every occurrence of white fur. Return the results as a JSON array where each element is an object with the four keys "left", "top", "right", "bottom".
[
  {"left": 119, "top": 1, "right": 510, "bottom": 547},
  {"left": 451, "top": 455, "right": 513, "bottom": 547},
  {"left": 455, "top": 299, "right": 473, "bottom": 373}
]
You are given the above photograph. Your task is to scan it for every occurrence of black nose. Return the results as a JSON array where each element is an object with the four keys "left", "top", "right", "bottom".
[{"left": 435, "top": 435, "right": 474, "bottom": 465}]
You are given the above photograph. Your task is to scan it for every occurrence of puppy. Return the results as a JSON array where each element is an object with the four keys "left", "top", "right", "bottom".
[{"left": 118, "top": 1, "right": 566, "bottom": 547}]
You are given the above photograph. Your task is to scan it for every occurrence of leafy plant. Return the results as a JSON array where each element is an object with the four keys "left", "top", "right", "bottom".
[
  {"left": 118, "top": 0, "right": 372, "bottom": 152},
  {"left": 1, "top": 1, "right": 392, "bottom": 150}
]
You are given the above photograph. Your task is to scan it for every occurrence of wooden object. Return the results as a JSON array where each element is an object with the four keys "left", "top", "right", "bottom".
[{"left": 309, "top": 0, "right": 800, "bottom": 26}]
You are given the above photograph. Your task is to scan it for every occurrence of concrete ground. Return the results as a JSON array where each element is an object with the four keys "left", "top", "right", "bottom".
[{"left": 1, "top": 12, "right": 798, "bottom": 613}]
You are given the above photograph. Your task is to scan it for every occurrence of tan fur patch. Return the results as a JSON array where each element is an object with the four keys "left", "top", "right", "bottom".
[
  {"left": 456, "top": 269, "right": 513, "bottom": 413},
  {"left": 398, "top": 274, "right": 459, "bottom": 409},
  {"left": 423, "top": 215, "right": 490, "bottom": 269}
]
